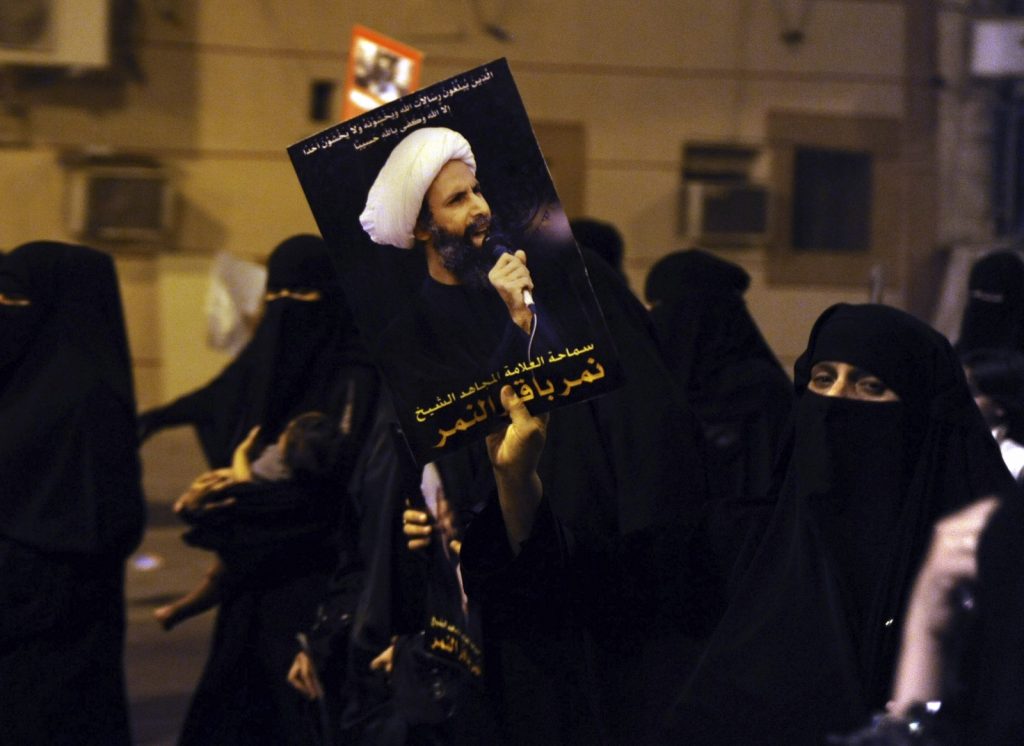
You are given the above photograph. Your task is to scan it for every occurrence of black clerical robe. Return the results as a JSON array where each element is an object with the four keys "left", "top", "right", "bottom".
[{"left": 375, "top": 276, "right": 563, "bottom": 459}]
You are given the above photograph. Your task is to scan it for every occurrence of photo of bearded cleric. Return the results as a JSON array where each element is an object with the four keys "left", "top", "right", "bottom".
[{"left": 290, "top": 60, "right": 621, "bottom": 463}]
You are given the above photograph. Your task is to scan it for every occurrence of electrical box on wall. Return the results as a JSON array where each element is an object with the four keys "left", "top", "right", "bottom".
[
  {"left": 0, "top": 0, "right": 109, "bottom": 68},
  {"left": 64, "top": 155, "right": 175, "bottom": 249}
]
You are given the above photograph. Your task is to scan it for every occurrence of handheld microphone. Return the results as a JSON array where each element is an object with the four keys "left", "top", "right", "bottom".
[{"left": 485, "top": 234, "right": 536, "bottom": 311}]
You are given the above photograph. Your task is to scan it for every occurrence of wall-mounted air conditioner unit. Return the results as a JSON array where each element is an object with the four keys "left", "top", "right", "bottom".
[
  {"left": 0, "top": 0, "right": 109, "bottom": 69},
  {"left": 679, "top": 182, "right": 770, "bottom": 248},
  {"left": 64, "top": 156, "right": 176, "bottom": 249}
]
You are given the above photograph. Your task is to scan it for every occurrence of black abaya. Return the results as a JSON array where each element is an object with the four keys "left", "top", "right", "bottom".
[
  {"left": 177, "top": 477, "right": 352, "bottom": 746},
  {"left": 168, "top": 236, "right": 382, "bottom": 745},
  {"left": 461, "top": 250, "right": 714, "bottom": 745},
  {"left": 464, "top": 302, "right": 1017, "bottom": 746},
  {"left": 341, "top": 433, "right": 499, "bottom": 745},
  {"left": 664, "top": 303, "right": 1018, "bottom": 745},
  {"left": 176, "top": 387, "right": 380, "bottom": 746},
  {"left": 0, "top": 241, "right": 145, "bottom": 745}
]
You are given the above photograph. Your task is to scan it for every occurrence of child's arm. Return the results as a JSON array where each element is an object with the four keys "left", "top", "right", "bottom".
[
  {"left": 174, "top": 469, "right": 236, "bottom": 515},
  {"left": 153, "top": 558, "right": 226, "bottom": 631},
  {"left": 231, "top": 426, "right": 261, "bottom": 483}
]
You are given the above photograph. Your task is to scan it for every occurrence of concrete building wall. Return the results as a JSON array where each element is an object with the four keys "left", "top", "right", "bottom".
[{"left": 0, "top": 0, "right": 962, "bottom": 403}]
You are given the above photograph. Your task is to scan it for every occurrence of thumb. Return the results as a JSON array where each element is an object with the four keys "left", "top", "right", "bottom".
[
  {"left": 500, "top": 384, "right": 548, "bottom": 442},
  {"left": 500, "top": 384, "right": 530, "bottom": 426}
]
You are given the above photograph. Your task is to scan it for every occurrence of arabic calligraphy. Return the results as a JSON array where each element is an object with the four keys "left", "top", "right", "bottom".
[
  {"left": 502, "top": 354, "right": 545, "bottom": 378},
  {"left": 512, "top": 376, "right": 556, "bottom": 402},
  {"left": 433, "top": 393, "right": 500, "bottom": 448},
  {"left": 501, "top": 344, "right": 596, "bottom": 378},
  {"left": 458, "top": 371, "right": 500, "bottom": 401},
  {"left": 428, "top": 615, "right": 483, "bottom": 677},
  {"left": 430, "top": 354, "right": 608, "bottom": 449},
  {"left": 545, "top": 342, "right": 594, "bottom": 364},
  {"left": 416, "top": 343, "right": 601, "bottom": 422},
  {"left": 298, "top": 68, "right": 496, "bottom": 156},
  {"left": 559, "top": 357, "right": 606, "bottom": 396},
  {"left": 414, "top": 392, "right": 455, "bottom": 423}
]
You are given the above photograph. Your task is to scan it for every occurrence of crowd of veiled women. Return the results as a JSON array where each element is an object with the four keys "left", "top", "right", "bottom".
[{"left": 4, "top": 232, "right": 1024, "bottom": 746}]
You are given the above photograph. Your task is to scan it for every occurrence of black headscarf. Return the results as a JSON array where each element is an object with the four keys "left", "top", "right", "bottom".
[
  {"left": 645, "top": 249, "right": 792, "bottom": 502},
  {"left": 956, "top": 250, "right": 1024, "bottom": 355},
  {"left": 244, "top": 234, "right": 372, "bottom": 445},
  {"left": 0, "top": 241, "right": 145, "bottom": 556},
  {"left": 0, "top": 251, "right": 44, "bottom": 374},
  {"left": 140, "top": 234, "right": 374, "bottom": 467},
  {"left": 569, "top": 218, "right": 625, "bottom": 277},
  {"left": 540, "top": 247, "right": 709, "bottom": 538},
  {"left": 664, "top": 303, "right": 1017, "bottom": 745},
  {"left": 644, "top": 250, "right": 780, "bottom": 400},
  {"left": 644, "top": 247, "right": 751, "bottom": 305}
]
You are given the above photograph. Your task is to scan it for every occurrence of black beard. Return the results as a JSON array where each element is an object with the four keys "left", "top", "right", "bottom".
[{"left": 430, "top": 216, "right": 493, "bottom": 289}]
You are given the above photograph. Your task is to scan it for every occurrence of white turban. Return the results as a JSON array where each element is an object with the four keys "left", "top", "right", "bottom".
[{"left": 359, "top": 127, "right": 477, "bottom": 249}]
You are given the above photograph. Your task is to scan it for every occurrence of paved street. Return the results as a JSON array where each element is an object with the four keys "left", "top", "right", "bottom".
[{"left": 125, "top": 428, "right": 217, "bottom": 745}]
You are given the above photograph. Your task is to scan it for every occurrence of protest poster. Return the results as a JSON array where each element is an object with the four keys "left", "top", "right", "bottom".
[{"left": 290, "top": 59, "right": 621, "bottom": 464}]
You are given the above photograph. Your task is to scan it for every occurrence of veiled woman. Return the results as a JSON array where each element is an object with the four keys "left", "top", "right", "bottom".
[
  {"left": 139, "top": 234, "right": 375, "bottom": 469},
  {"left": 462, "top": 303, "right": 1018, "bottom": 745},
  {"left": 644, "top": 249, "right": 792, "bottom": 503},
  {"left": 956, "top": 250, "right": 1024, "bottom": 356},
  {"left": 664, "top": 303, "right": 1018, "bottom": 745},
  {"left": 0, "top": 242, "right": 146, "bottom": 745},
  {"left": 166, "top": 235, "right": 381, "bottom": 745}
]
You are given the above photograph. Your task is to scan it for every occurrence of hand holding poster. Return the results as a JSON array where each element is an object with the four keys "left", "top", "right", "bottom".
[{"left": 289, "top": 59, "right": 621, "bottom": 464}]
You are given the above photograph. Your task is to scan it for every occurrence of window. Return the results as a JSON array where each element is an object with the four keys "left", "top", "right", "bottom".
[
  {"left": 792, "top": 147, "right": 872, "bottom": 253},
  {"left": 767, "top": 111, "right": 900, "bottom": 286}
]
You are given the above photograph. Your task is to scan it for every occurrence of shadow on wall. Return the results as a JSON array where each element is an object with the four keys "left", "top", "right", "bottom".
[{"left": 12, "top": 0, "right": 202, "bottom": 150}]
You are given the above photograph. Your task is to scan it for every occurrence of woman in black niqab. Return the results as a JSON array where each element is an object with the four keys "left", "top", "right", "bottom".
[
  {"left": 645, "top": 249, "right": 792, "bottom": 503},
  {"left": 956, "top": 250, "right": 1024, "bottom": 355},
  {"left": 1, "top": 241, "right": 144, "bottom": 554},
  {"left": 139, "top": 234, "right": 373, "bottom": 468},
  {"left": 663, "top": 303, "right": 1017, "bottom": 745},
  {"left": 0, "top": 241, "right": 145, "bottom": 745},
  {"left": 169, "top": 238, "right": 381, "bottom": 745}
]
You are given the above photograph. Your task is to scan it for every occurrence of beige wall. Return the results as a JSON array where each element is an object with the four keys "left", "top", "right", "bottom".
[{"left": 0, "top": 0, "right": 933, "bottom": 400}]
